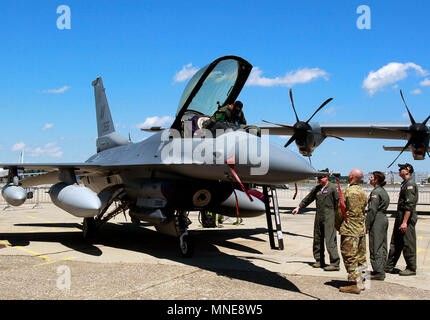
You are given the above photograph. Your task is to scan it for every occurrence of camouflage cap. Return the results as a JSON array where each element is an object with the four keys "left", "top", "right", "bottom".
[{"left": 398, "top": 163, "right": 414, "bottom": 173}]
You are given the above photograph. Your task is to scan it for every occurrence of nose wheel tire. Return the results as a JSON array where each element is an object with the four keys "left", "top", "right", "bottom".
[{"left": 179, "top": 234, "right": 194, "bottom": 258}]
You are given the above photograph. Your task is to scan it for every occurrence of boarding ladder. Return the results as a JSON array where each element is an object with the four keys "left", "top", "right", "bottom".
[{"left": 262, "top": 186, "right": 284, "bottom": 250}]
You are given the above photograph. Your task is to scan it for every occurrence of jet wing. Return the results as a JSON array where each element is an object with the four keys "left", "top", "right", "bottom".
[
  {"left": 383, "top": 146, "right": 412, "bottom": 151},
  {"left": 383, "top": 146, "right": 430, "bottom": 151},
  {"left": 0, "top": 163, "right": 107, "bottom": 187},
  {"left": 0, "top": 163, "right": 102, "bottom": 172},
  {"left": 259, "top": 121, "right": 411, "bottom": 140}
]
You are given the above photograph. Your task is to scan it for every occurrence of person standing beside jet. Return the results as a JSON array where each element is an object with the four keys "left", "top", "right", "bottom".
[
  {"left": 366, "top": 171, "right": 390, "bottom": 281},
  {"left": 385, "top": 163, "right": 419, "bottom": 276},
  {"left": 335, "top": 169, "right": 368, "bottom": 294},
  {"left": 292, "top": 172, "right": 340, "bottom": 271}
]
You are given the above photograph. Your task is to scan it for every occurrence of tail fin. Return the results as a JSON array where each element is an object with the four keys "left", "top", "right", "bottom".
[
  {"left": 92, "top": 77, "right": 115, "bottom": 137},
  {"left": 92, "top": 77, "right": 130, "bottom": 152}
]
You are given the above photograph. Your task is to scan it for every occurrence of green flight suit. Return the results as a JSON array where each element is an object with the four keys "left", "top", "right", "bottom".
[
  {"left": 203, "top": 105, "right": 260, "bottom": 136},
  {"left": 335, "top": 184, "right": 368, "bottom": 282},
  {"left": 203, "top": 105, "right": 246, "bottom": 128},
  {"left": 299, "top": 182, "right": 340, "bottom": 267},
  {"left": 365, "top": 186, "right": 390, "bottom": 276},
  {"left": 386, "top": 177, "right": 419, "bottom": 272}
]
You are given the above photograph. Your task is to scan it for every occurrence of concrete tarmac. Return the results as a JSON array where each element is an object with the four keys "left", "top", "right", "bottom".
[{"left": 0, "top": 201, "right": 429, "bottom": 300}]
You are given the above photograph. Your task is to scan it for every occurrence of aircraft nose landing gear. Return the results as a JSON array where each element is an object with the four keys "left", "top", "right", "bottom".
[
  {"left": 175, "top": 211, "right": 194, "bottom": 258},
  {"left": 179, "top": 230, "right": 194, "bottom": 258}
]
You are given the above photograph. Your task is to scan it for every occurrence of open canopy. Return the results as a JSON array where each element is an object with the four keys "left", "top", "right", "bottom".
[{"left": 171, "top": 56, "right": 252, "bottom": 130}]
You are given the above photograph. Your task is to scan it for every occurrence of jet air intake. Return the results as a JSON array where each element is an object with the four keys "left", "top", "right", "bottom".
[{"left": 49, "top": 183, "right": 102, "bottom": 217}]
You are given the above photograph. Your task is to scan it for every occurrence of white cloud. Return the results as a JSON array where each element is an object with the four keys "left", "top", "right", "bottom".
[
  {"left": 12, "top": 142, "right": 25, "bottom": 152},
  {"left": 173, "top": 63, "right": 199, "bottom": 83},
  {"left": 42, "top": 86, "right": 71, "bottom": 94},
  {"left": 246, "top": 66, "right": 329, "bottom": 87},
  {"left": 362, "top": 62, "right": 428, "bottom": 96},
  {"left": 42, "top": 123, "right": 54, "bottom": 131},
  {"left": 135, "top": 116, "right": 173, "bottom": 129},
  {"left": 323, "top": 106, "right": 337, "bottom": 116},
  {"left": 420, "top": 78, "right": 430, "bottom": 87},
  {"left": 411, "top": 89, "right": 422, "bottom": 95},
  {"left": 11, "top": 142, "right": 62, "bottom": 158},
  {"left": 28, "top": 142, "right": 63, "bottom": 158}
]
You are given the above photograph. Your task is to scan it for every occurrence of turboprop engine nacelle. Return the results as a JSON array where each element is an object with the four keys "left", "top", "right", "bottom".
[
  {"left": 1, "top": 184, "right": 27, "bottom": 207},
  {"left": 49, "top": 182, "right": 102, "bottom": 218}
]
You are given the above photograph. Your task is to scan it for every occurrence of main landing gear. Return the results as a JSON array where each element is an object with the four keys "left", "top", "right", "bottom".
[{"left": 81, "top": 191, "right": 128, "bottom": 243}]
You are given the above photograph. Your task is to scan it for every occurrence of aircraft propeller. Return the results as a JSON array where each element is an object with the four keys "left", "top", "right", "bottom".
[
  {"left": 263, "top": 88, "right": 343, "bottom": 150},
  {"left": 387, "top": 90, "right": 430, "bottom": 168}
]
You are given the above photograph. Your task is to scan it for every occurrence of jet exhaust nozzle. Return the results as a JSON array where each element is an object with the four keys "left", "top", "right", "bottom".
[
  {"left": 1, "top": 184, "right": 27, "bottom": 207},
  {"left": 49, "top": 182, "right": 102, "bottom": 217}
]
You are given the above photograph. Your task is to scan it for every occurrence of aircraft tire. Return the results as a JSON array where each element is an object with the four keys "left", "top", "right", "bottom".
[{"left": 179, "top": 235, "right": 194, "bottom": 258}]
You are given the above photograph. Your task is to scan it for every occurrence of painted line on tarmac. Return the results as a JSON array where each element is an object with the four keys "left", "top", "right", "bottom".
[
  {"left": 37, "top": 257, "right": 74, "bottom": 266},
  {"left": 0, "top": 240, "right": 52, "bottom": 262},
  {"left": 0, "top": 240, "right": 57, "bottom": 265},
  {"left": 1, "top": 240, "right": 75, "bottom": 266}
]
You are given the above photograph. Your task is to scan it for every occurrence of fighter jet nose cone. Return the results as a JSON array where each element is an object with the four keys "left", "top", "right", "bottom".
[{"left": 264, "top": 143, "right": 317, "bottom": 183}]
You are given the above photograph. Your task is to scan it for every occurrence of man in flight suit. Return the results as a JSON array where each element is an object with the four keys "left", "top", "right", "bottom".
[
  {"left": 292, "top": 172, "right": 340, "bottom": 271},
  {"left": 203, "top": 101, "right": 261, "bottom": 136},
  {"left": 385, "top": 163, "right": 419, "bottom": 276},
  {"left": 335, "top": 169, "right": 368, "bottom": 294}
]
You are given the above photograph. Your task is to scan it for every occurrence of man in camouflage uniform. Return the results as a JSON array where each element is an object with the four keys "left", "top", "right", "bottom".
[
  {"left": 292, "top": 172, "right": 340, "bottom": 271},
  {"left": 335, "top": 169, "right": 368, "bottom": 294},
  {"left": 385, "top": 163, "right": 419, "bottom": 276},
  {"left": 203, "top": 101, "right": 261, "bottom": 136}
]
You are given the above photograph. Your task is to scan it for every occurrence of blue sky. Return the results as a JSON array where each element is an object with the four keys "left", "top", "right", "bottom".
[{"left": 0, "top": 0, "right": 429, "bottom": 176}]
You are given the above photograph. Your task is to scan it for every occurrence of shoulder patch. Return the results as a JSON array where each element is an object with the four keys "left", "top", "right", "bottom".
[
  {"left": 407, "top": 186, "right": 414, "bottom": 190},
  {"left": 371, "top": 195, "right": 378, "bottom": 198}
]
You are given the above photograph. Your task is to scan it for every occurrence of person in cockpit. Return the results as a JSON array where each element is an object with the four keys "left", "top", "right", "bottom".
[
  {"left": 203, "top": 101, "right": 246, "bottom": 128},
  {"left": 202, "top": 101, "right": 260, "bottom": 136}
]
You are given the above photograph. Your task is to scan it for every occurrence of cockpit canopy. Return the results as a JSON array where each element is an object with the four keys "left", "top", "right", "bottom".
[{"left": 171, "top": 56, "right": 253, "bottom": 130}]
